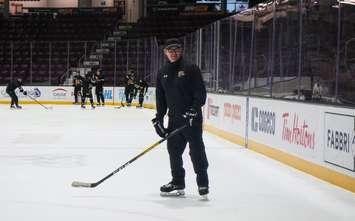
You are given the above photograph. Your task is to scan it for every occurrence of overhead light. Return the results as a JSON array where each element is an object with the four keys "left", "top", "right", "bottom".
[{"left": 338, "top": 0, "right": 355, "bottom": 6}]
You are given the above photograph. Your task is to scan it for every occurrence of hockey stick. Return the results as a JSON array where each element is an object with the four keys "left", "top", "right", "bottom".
[
  {"left": 71, "top": 124, "right": 187, "bottom": 188},
  {"left": 26, "top": 94, "right": 52, "bottom": 110},
  {"left": 114, "top": 96, "right": 125, "bottom": 109}
]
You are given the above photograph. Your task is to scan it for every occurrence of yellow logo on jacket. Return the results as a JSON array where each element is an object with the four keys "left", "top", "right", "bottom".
[{"left": 178, "top": 71, "right": 186, "bottom": 78}]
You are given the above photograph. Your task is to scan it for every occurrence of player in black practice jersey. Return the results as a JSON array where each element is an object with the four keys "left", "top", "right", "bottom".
[
  {"left": 6, "top": 78, "right": 27, "bottom": 109},
  {"left": 124, "top": 70, "right": 135, "bottom": 106},
  {"left": 73, "top": 74, "right": 82, "bottom": 104},
  {"left": 95, "top": 69, "right": 105, "bottom": 106},
  {"left": 81, "top": 72, "right": 96, "bottom": 109},
  {"left": 152, "top": 38, "right": 209, "bottom": 198},
  {"left": 135, "top": 79, "right": 148, "bottom": 108}
]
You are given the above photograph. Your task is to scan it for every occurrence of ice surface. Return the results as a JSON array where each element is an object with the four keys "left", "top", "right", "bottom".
[{"left": 0, "top": 105, "right": 354, "bottom": 221}]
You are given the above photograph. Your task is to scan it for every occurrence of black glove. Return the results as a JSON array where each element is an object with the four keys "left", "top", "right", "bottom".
[
  {"left": 22, "top": 91, "right": 27, "bottom": 96},
  {"left": 152, "top": 117, "right": 168, "bottom": 138},
  {"left": 183, "top": 107, "right": 197, "bottom": 126}
]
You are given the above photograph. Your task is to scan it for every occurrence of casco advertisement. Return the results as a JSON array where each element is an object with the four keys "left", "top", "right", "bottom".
[{"left": 251, "top": 107, "right": 276, "bottom": 135}]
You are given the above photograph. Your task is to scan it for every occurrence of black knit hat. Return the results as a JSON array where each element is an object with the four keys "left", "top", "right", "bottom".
[{"left": 164, "top": 38, "right": 182, "bottom": 50}]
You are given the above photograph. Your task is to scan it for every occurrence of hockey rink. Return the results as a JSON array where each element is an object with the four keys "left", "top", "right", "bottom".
[{"left": 0, "top": 105, "right": 354, "bottom": 221}]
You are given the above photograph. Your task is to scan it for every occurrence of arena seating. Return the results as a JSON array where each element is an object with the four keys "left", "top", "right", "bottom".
[
  {"left": 98, "top": 12, "right": 232, "bottom": 86},
  {"left": 127, "top": 12, "right": 231, "bottom": 40},
  {"left": 0, "top": 9, "right": 122, "bottom": 85},
  {"left": 0, "top": 6, "right": 231, "bottom": 86}
]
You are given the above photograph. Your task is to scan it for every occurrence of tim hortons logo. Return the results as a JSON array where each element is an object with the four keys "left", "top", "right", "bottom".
[{"left": 282, "top": 112, "right": 315, "bottom": 149}]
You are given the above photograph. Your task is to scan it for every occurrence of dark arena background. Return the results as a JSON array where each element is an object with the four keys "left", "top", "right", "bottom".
[
  {"left": 0, "top": 1, "right": 354, "bottom": 221},
  {"left": 0, "top": 0, "right": 354, "bottom": 104}
]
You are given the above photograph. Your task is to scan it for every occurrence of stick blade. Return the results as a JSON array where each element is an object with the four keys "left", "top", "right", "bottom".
[{"left": 71, "top": 181, "right": 93, "bottom": 188}]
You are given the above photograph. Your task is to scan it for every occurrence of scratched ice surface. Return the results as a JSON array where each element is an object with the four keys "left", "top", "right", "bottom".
[{"left": 0, "top": 105, "right": 354, "bottom": 221}]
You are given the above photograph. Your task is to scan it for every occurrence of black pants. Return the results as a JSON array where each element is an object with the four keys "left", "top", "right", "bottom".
[
  {"left": 6, "top": 90, "right": 18, "bottom": 106},
  {"left": 138, "top": 93, "right": 144, "bottom": 107},
  {"left": 167, "top": 117, "right": 209, "bottom": 187},
  {"left": 96, "top": 89, "right": 105, "bottom": 104},
  {"left": 74, "top": 88, "right": 81, "bottom": 103},
  {"left": 125, "top": 85, "right": 134, "bottom": 104},
  {"left": 82, "top": 90, "right": 94, "bottom": 106}
]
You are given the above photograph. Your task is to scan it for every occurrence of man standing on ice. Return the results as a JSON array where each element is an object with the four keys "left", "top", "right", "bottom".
[{"left": 152, "top": 38, "right": 209, "bottom": 199}]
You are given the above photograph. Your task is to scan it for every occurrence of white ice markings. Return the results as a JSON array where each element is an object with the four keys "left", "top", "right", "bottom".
[{"left": 0, "top": 154, "right": 86, "bottom": 168}]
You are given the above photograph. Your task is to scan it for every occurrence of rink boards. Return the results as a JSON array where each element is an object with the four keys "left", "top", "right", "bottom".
[
  {"left": 203, "top": 94, "right": 355, "bottom": 193},
  {"left": 0, "top": 86, "right": 156, "bottom": 108},
  {"left": 0, "top": 86, "right": 354, "bottom": 192}
]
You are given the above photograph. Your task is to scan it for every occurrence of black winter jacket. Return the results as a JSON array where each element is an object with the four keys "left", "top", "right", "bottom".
[
  {"left": 6, "top": 79, "right": 23, "bottom": 92},
  {"left": 155, "top": 58, "right": 206, "bottom": 120}
]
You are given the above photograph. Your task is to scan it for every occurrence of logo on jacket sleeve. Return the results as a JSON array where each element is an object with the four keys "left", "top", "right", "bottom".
[{"left": 178, "top": 71, "right": 186, "bottom": 78}]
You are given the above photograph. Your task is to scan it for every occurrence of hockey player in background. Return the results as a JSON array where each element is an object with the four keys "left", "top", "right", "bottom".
[
  {"left": 124, "top": 70, "right": 135, "bottom": 106},
  {"left": 6, "top": 78, "right": 27, "bottom": 109},
  {"left": 95, "top": 69, "right": 105, "bottom": 106},
  {"left": 152, "top": 38, "right": 209, "bottom": 199},
  {"left": 72, "top": 74, "right": 82, "bottom": 104},
  {"left": 135, "top": 79, "right": 148, "bottom": 108},
  {"left": 81, "top": 72, "right": 96, "bottom": 109}
]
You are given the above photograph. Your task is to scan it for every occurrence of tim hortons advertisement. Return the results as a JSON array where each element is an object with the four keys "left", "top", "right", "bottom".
[
  {"left": 281, "top": 112, "right": 316, "bottom": 150},
  {"left": 324, "top": 112, "right": 355, "bottom": 171}
]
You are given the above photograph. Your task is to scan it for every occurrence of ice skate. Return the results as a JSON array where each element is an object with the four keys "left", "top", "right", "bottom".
[
  {"left": 15, "top": 105, "right": 22, "bottom": 109},
  {"left": 10, "top": 105, "right": 16, "bottom": 109},
  {"left": 160, "top": 182, "right": 185, "bottom": 197},
  {"left": 198, "top": 186, "right": 209, "bottom": 201}
]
